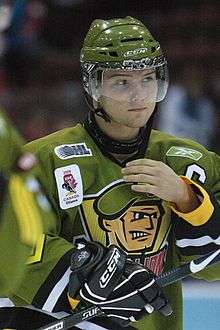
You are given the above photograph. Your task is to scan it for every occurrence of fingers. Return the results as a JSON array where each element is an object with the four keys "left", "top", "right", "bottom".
[
  {"left": 121, "top": 158, "right": 182, "bottom": 202},
  {"left": 126, "top": 159, "right": 159, "bottom": 167},
  {"left": 122, "top": 165, "right": 155, "bottom": 175},
  {"left": 123, "top": 174, "right": 156, "bottom": 185},
  {"left": 122, "top": 159, "right": 165, "bottom": 184},
  {"left": 130, "top": 184, "right": 156, "bottom": 194}
]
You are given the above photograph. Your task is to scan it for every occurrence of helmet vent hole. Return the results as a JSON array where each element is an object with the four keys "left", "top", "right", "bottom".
[
  {"left": 121, "top": 37, "right": 143, "bottom": 43},
  {"left": 99, "top": 51, "right": 107, "bottom": 55},
  {"left": 109, "top": 51, "right": 118, "bottom": 57},
  {"left": 105, "top": 43, "right": 113, "bottom": 47}
]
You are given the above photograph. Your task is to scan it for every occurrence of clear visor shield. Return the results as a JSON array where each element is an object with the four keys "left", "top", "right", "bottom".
[{"left": 89, "top": 64, "right": 168, "bottom": 105}]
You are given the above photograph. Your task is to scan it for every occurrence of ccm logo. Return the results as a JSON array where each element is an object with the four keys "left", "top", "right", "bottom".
[
  {"left": 99, "top": 248, "right": 121, "bottom": 288},
  {"left": 124, "top": 48, "right": 148, "bottom": 57},
  {"left": 82, "top": 307, "right": 100, "bottom": 320}
]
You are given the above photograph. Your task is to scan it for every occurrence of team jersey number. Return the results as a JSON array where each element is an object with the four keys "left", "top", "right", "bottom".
[{"left": 185, "top": 164, "right": 206, "bottom": 183}]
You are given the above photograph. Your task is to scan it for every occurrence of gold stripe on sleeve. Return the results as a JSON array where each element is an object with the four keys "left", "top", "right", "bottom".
[
  {"left": 170, "top": 176, "right": 214, "bottom": 226},
  {"left": 9, "top": 175, "right": 43, "bottom": 246}
]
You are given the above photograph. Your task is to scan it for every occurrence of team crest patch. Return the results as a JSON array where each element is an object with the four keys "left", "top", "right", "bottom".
[
  {"left": 54, "top": 165, "right": 83, "bottom": 209},
  {"left": 54, "top": 143, "right": 92, "bottom": 159},
  {"left": 166, "top": 146, "right": 203, "bottom": 161}
]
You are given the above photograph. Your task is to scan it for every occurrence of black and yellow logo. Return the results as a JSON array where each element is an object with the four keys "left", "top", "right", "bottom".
[{"left": 81, "top": 182, "right": 171, "bottom": 258}]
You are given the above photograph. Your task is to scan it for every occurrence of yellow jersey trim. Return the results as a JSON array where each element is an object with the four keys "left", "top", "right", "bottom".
[
  {"left": 9, "top": 175, "right": 43, "bottom": 246},
  {"left": 170, "top": 176, "right": 214, "bottom": 226}
]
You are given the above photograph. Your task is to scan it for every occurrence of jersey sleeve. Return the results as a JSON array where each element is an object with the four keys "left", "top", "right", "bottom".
[
  {"left": 0, "top": 111, "right": 30, "bottom": 294},
  {"left": 7, "top": 142, "right": 79, "bottom": 314},
  {"left": 166, "top": 147, "right": 220, "bottom": 280},
  {"left": 0, "top": 171, "right": 43, "bottom": 295}
]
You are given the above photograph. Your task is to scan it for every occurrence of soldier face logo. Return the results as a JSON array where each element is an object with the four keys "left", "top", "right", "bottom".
[
  {"left": 80, "top": 182, "right": 171, "bottom": 275},
  {"left": 93, "top": 182, "right": 166, "bottom": 254},
  {"left": 102, "top": 204, "right": 162, "bottom": 252}
]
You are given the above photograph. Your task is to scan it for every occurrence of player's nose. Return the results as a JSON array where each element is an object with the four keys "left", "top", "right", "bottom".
[{"left": 129, "top": 84, "right": 148, "bottom": 102}]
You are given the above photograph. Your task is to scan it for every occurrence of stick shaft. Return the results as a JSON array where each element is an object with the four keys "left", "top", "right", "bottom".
[{"left": 157, "top": 249, "right": 220, "bottom": 287}]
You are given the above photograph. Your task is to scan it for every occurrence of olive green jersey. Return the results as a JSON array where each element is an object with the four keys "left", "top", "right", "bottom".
[
  {"left": 4, "top": 123, "right": 220, "bottom": 330},
  {"left": 0, "top": 110, "right": 54, "bottom": 296}
]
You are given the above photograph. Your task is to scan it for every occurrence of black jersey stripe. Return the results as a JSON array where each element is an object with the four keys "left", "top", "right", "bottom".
[
  {"left": 53, "top": 286, "right": 71, "bottom": 312},
  {"left": 32, "top": 248, "right": 74, "bottom": 308}
]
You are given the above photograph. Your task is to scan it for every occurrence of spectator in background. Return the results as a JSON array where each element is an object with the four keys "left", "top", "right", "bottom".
[
  {"left": 157, "top": 65, "right": 217, "bottom": 149},
  {"left": 3, "top": 0, "right": 46, "bottom": 87}
]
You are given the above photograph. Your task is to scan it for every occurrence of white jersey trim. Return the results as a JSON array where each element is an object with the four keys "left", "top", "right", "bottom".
[
  {"left": 0, "top": 298, "right": 14, "bottom": 307},
  {"left": 176, "top": 235, "right": 220, "bottom": 248},
  {"left": 75, "top": 320, "right": 111, "bottom": 330},
  {"left": 42, "top": 267, "right": 71, "bottom": 312}
]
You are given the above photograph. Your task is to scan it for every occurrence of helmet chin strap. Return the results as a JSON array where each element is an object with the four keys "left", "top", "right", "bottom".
[
  {"left": 84, "top": 91, "right": 111, "bottom": 122},
  {"left": 94, "top": 108, "right": 111, "bottom": 123}
]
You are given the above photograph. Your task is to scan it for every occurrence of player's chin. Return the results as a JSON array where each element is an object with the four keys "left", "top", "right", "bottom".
[{"left": 130, "top": 114, "right": 152, "bottom": 127}]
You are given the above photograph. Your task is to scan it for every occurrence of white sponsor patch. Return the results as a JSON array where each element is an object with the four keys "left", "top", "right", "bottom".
[
  {"left": 166, "top": 146, "right": 203, "bottom": 161},
  {"left": 54, "top": 165, "right": 83, "bottom": 209},
  {"left": 54, "top": 143, "right": 92, "bottom": 159}
]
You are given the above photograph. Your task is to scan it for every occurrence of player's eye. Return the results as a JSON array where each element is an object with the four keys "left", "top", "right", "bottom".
[
  {"left": 143, "top": 76, "right": 154, "bottom": 84},
  {"left": 115, "top": 79, "right": 129, "bottom": 87}
]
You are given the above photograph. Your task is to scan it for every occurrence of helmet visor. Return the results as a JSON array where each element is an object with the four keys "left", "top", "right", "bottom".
[{"left": 89, "top": 64, "right": 168, "bottom": 104}]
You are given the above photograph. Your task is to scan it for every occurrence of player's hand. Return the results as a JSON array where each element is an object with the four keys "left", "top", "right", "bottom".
[
  {"left": 68, "top": 241, "right": 172, "bottom": 326},
  {"left": 122, "top": 159, "right": 199, "bottom": 212}
]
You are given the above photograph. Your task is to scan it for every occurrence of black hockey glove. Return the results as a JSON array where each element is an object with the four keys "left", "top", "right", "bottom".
[{"left": 68, "top": 241, "right": 172, "bottom": 326}]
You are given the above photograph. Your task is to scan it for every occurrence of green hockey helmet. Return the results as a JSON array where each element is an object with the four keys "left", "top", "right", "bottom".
[{"left": 80, "top": 16, "right": 168, "bottom": 103}]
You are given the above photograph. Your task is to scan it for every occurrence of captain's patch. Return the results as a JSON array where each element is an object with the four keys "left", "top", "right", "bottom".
[
  {"left": 54, "top": 143, "right": 92, "bottom": 159},
  {"left": 166, "top": 146, "right": 203, "bottom": 161}
]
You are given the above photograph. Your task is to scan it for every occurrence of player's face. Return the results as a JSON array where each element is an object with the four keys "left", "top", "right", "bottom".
[{"left": 99, "top": 68, "right": 157, "bottom": 128}]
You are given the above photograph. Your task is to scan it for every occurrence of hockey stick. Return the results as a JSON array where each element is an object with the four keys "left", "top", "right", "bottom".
[{"left": 37, "top": 248, "right": 220, "bottom": 330}]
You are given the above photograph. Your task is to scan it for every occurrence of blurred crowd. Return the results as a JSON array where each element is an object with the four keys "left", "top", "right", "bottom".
[{"left": 0, "top": 0, "right": 219, "bottom": 152}]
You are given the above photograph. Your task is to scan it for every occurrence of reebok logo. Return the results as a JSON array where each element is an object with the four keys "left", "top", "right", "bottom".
[{"left": 166, "top": 146, "right": 203, "bottom": 161}]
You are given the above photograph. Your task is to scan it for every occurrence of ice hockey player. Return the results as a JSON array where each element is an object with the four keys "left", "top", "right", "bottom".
[
  {"left": 0, "top": 108, "right": 43, "bottom": 295},
  {"left": 0, "top": 109, "right": 58, "bottom": 327},
  {"left": 2, "top": 17, "right": 220, "bottom": 330}
]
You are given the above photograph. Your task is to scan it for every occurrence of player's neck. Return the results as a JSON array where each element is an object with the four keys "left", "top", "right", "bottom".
[{"left": 94, "top": 115, "right": 139, "bottom": 142}]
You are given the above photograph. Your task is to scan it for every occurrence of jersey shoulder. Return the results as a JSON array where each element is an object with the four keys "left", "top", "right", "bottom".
[
  {"left": 24, "top": 124, "right": 91, "bottom": 155},
  {"left": 149, "top": 129, "right": 216, "bottom": 177},
  {"left": 150, "top": 129, "right": 209, "bottom": 156}
]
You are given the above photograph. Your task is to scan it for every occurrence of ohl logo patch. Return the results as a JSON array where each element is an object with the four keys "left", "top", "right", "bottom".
[{"left": 54, "top": 143, "right": 92, "bottom": 159}]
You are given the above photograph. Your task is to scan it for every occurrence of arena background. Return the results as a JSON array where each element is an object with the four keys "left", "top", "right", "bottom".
[{"left": 0, "top": 1, "right": 219, "bottom": 329}]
